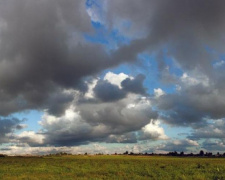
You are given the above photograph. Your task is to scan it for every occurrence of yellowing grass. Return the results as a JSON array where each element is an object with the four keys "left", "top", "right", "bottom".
[{"left": 0, "top": 155, "right": 225, "bottom": 179}]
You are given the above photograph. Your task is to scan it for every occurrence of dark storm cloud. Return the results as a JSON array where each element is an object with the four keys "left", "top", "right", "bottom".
[
  {"left": 45, "top": 90, "right": 75, "bottom": 116},
  {"left": 1, "top": 0, "right": 225, "bottom": 117},
  {"left": 0, "top": 117, "right": 24, "bottom": 144},
  {"left": 93, "top": 80, "right": 126, "bottom": 102},
  {"left": 1, "top": 0, "right": 225, "bottom": 150},
  {"left": 121, "top": 74, "right": 146, "bottom": 95},
  {"left": 107, "top": 0, "right": 225, "bottom": 73},
  {"left": 78, "top": 99, "right": 157, "bottom": 132},
  {"left": 105, "top": 0, "right": 225, "bottom": 130},
  {"left": 13, "top": 70, "right": 161, "bottom": 147},
  {"left": 93, "top": 74, "right": 147, "bottom": 102},
  {"left": 0, "top": 0, "right": 126, "bottom": 116},
  {"left": 156, "top": 93, "right": 207, "bottom": 127},
  {"left": 0, "top": 0, "right": 89, "bottom": 115}
]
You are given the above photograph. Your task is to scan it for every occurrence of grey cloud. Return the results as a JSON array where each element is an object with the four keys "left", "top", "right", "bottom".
[
  {"left": 105, "top": 0, "right": 225, "bottom": 130},
  {"left": 0, "top": 148, "right": 11, "bottom": 151},
  {"left": 202, "top": 139, "right": 225, "bottom": 152},
  {"left": 138, "top": 131, "right": 166, "bottom": 141},
  {"left": 0, "top": 0, "right": 91, "bottom": 115},
  {"left": 38, "top": 94, "right": 158, "bottom": 146},
  {"left": 0, "top": 117, "right": 24, "bottom": 144},
  {"left": 1, "top": 0, "right": 225, "bottom": 151},
  {"left": 0, "top": 0, "right": 128, "bottom": 116},
  {"left": 45, "top": 90, "right": 75, "bottom": 116},
  {"left": 105, "top": 133, "right": 138, "bottom": 144},
  {"left": 158, "top": 139, "right": 199, "bottom": 152},
  {"left": 157, "top": 80, "right": 225, "bottom": 127},
  {"left": 156, "top": 51, "right": 178, "bottom": 84},
  {"left": 157, "top": 93, "right": 206, "bottom": 127},
  {"left": 15, "top": 124, "right": 27, "bottom": 130},
  {"left": 93, "top": 74, "right": 147, "bottom": 102},
  {"left": 121, "top": 74, "right": 146, "bottom": 95},
  {"left": 93, "top": 80, "right": 126, "bottom": 102},
  {"left": 188, "top": 119, "right": 225, "bottom": 140},
  {"left": 1, "top": 0, "right": 225, "bottom": 119},
  {"left": 107, "top": 0, "right": 225, "bottom": 74},
  {"left": 78, "top": 98, "right": 157, "bottom": 132}
]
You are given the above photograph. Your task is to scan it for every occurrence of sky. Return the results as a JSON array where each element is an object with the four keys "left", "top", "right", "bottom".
[{"left": 0, "top": 0, "right": 225, "bottom": 155}]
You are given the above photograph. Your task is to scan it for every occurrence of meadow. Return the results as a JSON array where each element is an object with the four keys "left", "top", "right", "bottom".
[{"left": 0, "top": 155, "right": 225, "bottom": 180}]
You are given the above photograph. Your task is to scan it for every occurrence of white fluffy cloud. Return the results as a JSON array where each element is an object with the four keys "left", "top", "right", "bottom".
[
  {"left": 16, "top": 131, "right": 45, "bottom": 146},
  {"left": 154, "top": 88, "right": 165, "bottom": 98},
  {"left": 104, "top": 71, "right": 130, "bottom": 88},
  {"left": 140, "top": 120, "right": 168, "bottom": 140},
  {"left": 14, "top": 72, "right": 160, "bottom": 147},
  {"left": 1, "top": 72, "right": 168, "bottom": 152}
]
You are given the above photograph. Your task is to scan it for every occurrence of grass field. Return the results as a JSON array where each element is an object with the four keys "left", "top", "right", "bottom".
[{"left": 0, "top": 155, "right": 225, "bottom": 180}]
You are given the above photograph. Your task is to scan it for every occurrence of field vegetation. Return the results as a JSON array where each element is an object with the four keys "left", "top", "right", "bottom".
[{"left": 0, "top": 155, "right": 225, "bottom": 179}]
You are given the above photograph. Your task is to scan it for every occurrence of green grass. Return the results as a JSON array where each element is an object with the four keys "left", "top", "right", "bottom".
[{"left": 0, "top": 155, "right": 225, "bottom": 179}]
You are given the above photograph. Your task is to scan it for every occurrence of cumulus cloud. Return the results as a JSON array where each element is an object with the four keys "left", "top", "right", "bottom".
[
  {"left": 0, "top": 143, "right": 136, "bottom": 155},
  {"left": 0, "top": 0, "right": 134, "bottom": 116},
  {"left": 154, "top": 88, "right": 165, "bottom": 98},
  {"left": 0, "top": 117, "right": 25, "bottom": 144},
  {"left": 16, "top": 72, "right": 161, "bottom": 147},
  {"left": 93, "top": 80, "right": 126, "bottom": 102},
  {"left": 1, "top": 71, "right": 164, "bottom": 148},
  {"left": 121, "top": 74, "right": 146, "bottom": 95},
  {"left": 105, "top": 0, "right": 225, "bottom": 131},
  {"left": 107, "top": 0, "right": 225, "bottom": 73},
  {"left": 157, "top": 139, "right": 199, "bottom": 152},
  {"left": 188, "top": 119, "right": 225, "bottom": 140},
  {"left": 15, "top": 131, "right": 45, "bottom": 147},
  {"left": 93, "top": 73, "right": 147, "bottom": 102},
  {"left": 101, "top": 0, "right": 225, "bottom": 135},
  {"left": 40, "top": 94, "right": 157, "bottom": 146},
  {"left": 1, "top": 0, "right": 225, "bottom": 153},
  {"left": 106, "top": 133, "right": 138, "bottom": 144},
  {"left": 154, "top": 71, "right": 225, "bottom": 128},
  {"left": 139, "top": 120, "right": 168, "bottom": 141},
  {"left": 202, "top": 139, "right": 225, "bottom": 152},
  {"left": 104, "top": 72, "right": 129, "bottom": 88},
  {"left": 0, "top": 0, "right": 225, "bottom": 117}
]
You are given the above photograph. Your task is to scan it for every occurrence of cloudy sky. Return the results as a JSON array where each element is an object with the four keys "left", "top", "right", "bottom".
[{"left": 1, "top": 0, "right": 225, "bottom": 155}]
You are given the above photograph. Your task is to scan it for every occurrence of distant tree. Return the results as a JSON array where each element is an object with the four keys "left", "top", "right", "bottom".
[
  {"left": 168, "top": 151, "right": 178, "bottom": 156},
  {"left": 123, "top": 151, "right": 128, "bottom": 155},
  {"left": 199, "top": 150, "right": 204, "bottom": 156},
  {"left": 180, "top": 151, "right": 184, "bottom": 156},
  {"left": 205, "top": 152, "right": 212, "bottom": 156}
]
